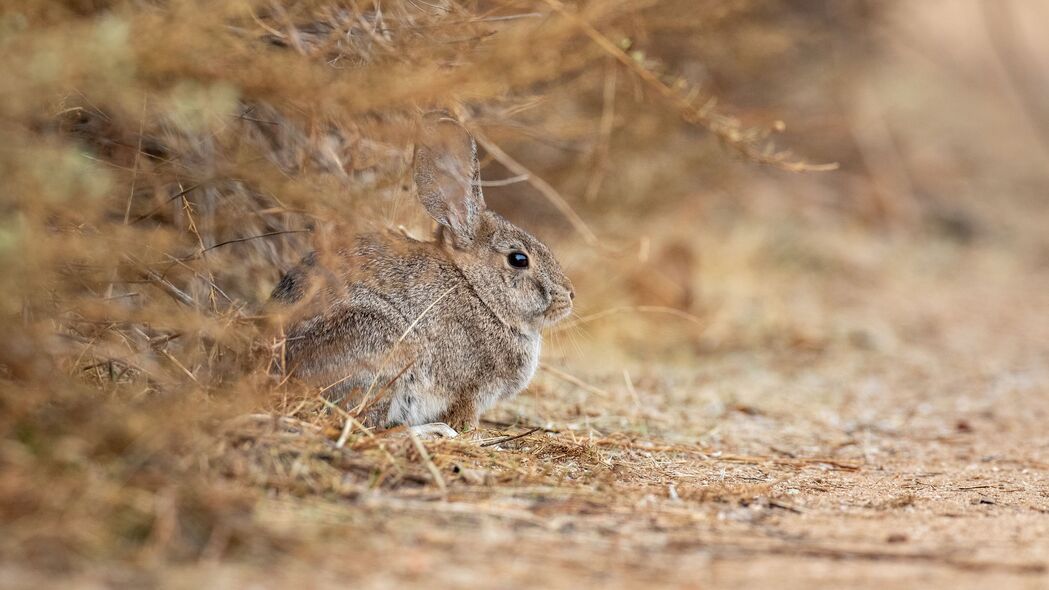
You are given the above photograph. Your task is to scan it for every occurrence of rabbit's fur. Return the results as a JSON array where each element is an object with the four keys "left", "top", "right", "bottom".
[{"left": 272, "top": 114, "right": 574, "bottom": 431}]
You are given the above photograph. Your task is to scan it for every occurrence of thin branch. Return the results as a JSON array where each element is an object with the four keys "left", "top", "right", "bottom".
[
  {"left": 539, "top": 364, "right": 612, "bottom": 398},
  {"left": 408, "top": 429, "right": 447, "bottom": 495},
  {"left": 187, "top": 229, "right": 312, "bottom": 259},
  {"left": 541, "top": 0, "right": 838, "bottom": 173},
  {"left": 479, "top": 426, "right": 543, "bottom": 448},
  {"left": 474, "top": 130, "right": 599, "bottom": 245},
  {"left": 130, "top": 184, "right": 201, "bottom": 224},
  {"left": 478, "top": 174, "right": 529, "bottom": 187},
  {"left": 124, "top": 94, "right": 148, "bottom": 224},
  {"left": 137, "top": 267, "right": 195, "bottom": 306},
  {"left": 980, "top": 0, "right": 1049, "bottom": 160},
  {"left": 584, "top": 57, "right": 617, "bottom": 202}
]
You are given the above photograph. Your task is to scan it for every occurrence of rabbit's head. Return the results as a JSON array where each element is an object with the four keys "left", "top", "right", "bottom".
[{"left": 414, "top": 113, "right": 574, "bottom": 334}]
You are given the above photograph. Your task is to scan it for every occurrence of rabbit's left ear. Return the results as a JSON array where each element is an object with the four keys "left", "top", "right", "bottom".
[{"left": 413, "top": 113, "right": 486, "bottom": 249}]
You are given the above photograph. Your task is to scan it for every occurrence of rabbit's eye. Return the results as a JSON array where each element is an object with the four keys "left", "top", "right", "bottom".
[{"left": 507, "top": 251, "right": 529, "bottom": 269}]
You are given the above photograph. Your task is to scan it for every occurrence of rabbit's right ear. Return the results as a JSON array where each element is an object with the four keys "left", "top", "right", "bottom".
[{"left": 413, "top": 113, "right": 486, "bottom": 249}]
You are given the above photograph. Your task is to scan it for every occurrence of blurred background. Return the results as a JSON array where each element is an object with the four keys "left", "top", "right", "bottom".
[{"left": 2, "top": 0, "right": 1048, "bottom": 582}]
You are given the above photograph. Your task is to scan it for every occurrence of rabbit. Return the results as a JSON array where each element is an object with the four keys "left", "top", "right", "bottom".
[{"left": 271, "top": 113, "right": 575, "bottom": 437}]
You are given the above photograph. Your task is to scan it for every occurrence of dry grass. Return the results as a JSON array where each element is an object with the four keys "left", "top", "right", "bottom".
[{"left": 3, "top": 0, "right": 1049, "bottom": 588}]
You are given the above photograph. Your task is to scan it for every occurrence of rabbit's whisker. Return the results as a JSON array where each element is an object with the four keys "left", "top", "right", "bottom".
[{"left": 550, "top": 305, "right": 706, "bottom": 333}]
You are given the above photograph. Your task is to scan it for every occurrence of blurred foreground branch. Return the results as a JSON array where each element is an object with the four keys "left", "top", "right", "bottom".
[{"left": 542, "top": 0, "right": 839, "bottom": 173}]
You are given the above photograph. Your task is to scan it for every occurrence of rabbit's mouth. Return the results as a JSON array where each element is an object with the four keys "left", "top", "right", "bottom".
[{"left": 542, "top": 300, "right": 573, "bottom": 326}]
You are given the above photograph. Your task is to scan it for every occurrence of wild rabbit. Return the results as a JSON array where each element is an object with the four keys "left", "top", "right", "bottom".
[{"left": 271, "top": 113, "right": 574, "bottom": 437}]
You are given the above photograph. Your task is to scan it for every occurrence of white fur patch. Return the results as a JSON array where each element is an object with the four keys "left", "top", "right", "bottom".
[
  {"left": 522, "top": 337, "right": 541, "bottom": 387},
  {"left": 387, "top": 389, "right": 449, "bottom": 426}
]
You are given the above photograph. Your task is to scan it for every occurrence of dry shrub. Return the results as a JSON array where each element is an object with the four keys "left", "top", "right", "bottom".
[{"left": 0, "top": 0, "right": 883, "bottom": 573}]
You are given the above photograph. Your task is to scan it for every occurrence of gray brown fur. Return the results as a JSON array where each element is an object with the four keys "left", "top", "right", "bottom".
[{"left": 271, "top": 114, "right": 574, "bottom": 430}]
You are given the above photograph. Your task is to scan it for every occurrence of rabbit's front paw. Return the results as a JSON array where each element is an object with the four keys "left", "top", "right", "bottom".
[{"left": 409, "top": 422, "right": 459, "bottom": 439}]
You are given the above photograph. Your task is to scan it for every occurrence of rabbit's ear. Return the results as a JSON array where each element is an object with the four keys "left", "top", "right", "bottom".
[{"left": 413, "top": 113, "right": 486, "bottom": 248}]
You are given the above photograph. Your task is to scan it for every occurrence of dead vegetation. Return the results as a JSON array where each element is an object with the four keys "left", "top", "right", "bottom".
[{"left": 2, "top": 0, "right": 1049, "bottom": 588}]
